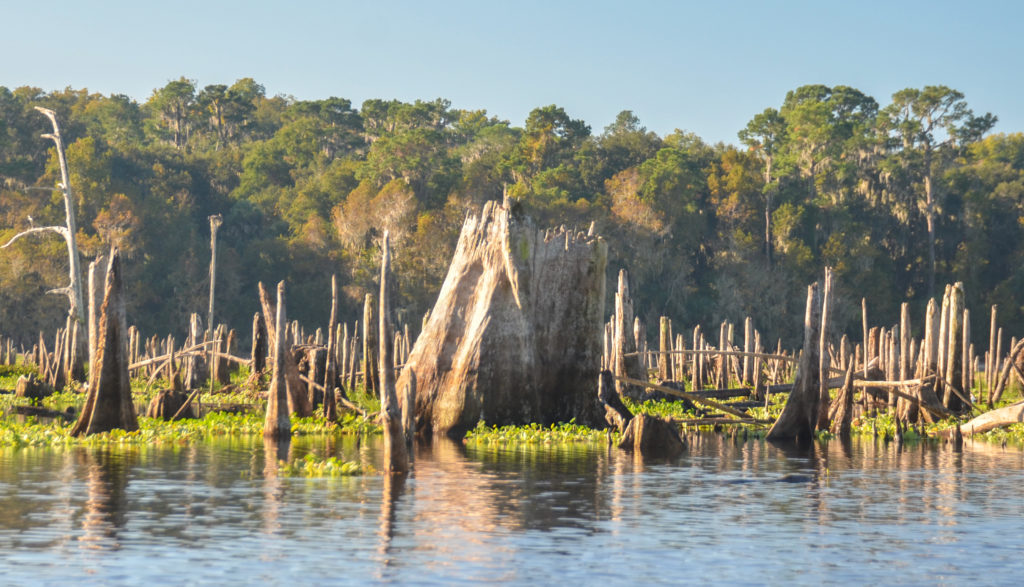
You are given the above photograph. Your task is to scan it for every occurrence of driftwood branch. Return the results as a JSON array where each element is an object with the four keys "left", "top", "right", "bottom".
[
  {"left": 616, "top": 375, "right": 750, "bottom": 420},
  {"left": 1, "top": 225, "right": 68, "bottom": 248},
  {"left": 940, "top": 401, "right": 1024, "bottom": 437},
  {"left": 297, "top": 373, "right": 367, "bottom": 417}
]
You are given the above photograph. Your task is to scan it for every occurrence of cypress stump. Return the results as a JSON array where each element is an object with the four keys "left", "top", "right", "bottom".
[
  {"left": 70, "top": 250, "right": 139, "bottom": 436},
  {"left": 398, "top": 200, "right": 608, "bottom": 438}
]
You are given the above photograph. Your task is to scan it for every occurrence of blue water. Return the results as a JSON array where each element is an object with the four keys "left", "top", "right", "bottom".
[{"left": 1, "top": 434, "right": 1022, "bottom": 585}]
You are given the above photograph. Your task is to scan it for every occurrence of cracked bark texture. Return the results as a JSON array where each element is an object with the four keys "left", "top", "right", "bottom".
[{"left": 398, "top": 200, "right": 607, "bottom": 438}]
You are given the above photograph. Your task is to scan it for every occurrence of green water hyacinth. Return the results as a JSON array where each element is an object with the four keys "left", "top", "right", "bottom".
[
  {"left": 0, "top": 411, "right": 380, "bottom": 448},
  {"left": 464, "top": 419, "right": 615, "bottom": 445},
  {"left": 278, "top": 453, "right": 364, "bottom": 477}
]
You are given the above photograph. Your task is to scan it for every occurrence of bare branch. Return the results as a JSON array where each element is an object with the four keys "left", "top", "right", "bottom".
[{"left": 1, "top": 225, "right": 68, "bottom": 249}]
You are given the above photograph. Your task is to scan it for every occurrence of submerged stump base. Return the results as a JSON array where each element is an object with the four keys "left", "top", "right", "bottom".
[
  {"left": 15, "top": 375, "right": 52, "bottom": 402},
  {"left": 618, "top": 413, "right": 684, "bottom": 458},
  {"left": 146, "top": 389, "right": 196, "bottom": 420}
]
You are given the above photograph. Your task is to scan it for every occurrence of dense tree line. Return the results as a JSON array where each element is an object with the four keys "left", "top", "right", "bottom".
[{"left": 1, "top": 79, "right": 1020, "bottom": 348}]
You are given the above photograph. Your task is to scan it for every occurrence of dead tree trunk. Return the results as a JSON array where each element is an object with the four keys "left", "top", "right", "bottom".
[
  {"left": 264, "top": 281, "right": 291, "bottom": 439},
  {"left": 251, "top": 312, "right": 267, "bottom": 375},
  {"left": 362, "top": 294, "right": 379, "bottom": 395},
  {"left": 828, "top": 361, "right": 856, "bottom": 438},
  {"left": 379, "top": 232, "right": 410, "bottom": 474},
  {"left": 258, "top": 282, "right": 313, "bottom": 417},
  {"left": 322, "top": 274, "right": 339, "bottom": 421},
  {"left": 2, "top": 108, "right": 86, "bottom": 329},
  {"left": 398, "top": 200, "right": 607, "bottom": 438},
  {"left": 70, "top": 250, "right": 139, "bottom": 436},
  {"left": 612, "top": 270, "right": 646, "bottom": 400},
  {"left": 766, "top": 271, "right": 830, "bottom": 442}
]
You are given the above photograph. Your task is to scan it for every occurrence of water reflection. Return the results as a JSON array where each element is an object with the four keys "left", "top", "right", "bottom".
[
  {"left": 0, "top": 433, "right": 1022, "bottom": 583},
  {"left": 376, "top": 472, "right": 407, "bottom": 571},
  {"left": 262, "top": 436, "right": 291, "bottom": 534},
  {"left": 77, "top": 448, "right": 133, "bottom": 550}
]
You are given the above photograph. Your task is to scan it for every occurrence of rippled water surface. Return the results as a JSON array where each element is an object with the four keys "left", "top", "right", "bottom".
[{"left": 1, "top": 434, "right": 1023, "bottom": 585}]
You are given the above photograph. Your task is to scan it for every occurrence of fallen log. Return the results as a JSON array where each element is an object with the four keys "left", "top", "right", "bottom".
[
  {"left": 616, "top": 376, "right": 750, "bottom": 419},
  {"left": 673, "top": 417, "right": 771, "bottom": 426},
  {"left": 936, "top": 401, "right": 1024, "bottom": 438},
  {"left": 688, "top": 384, "right": 795, "bottom": 399}
]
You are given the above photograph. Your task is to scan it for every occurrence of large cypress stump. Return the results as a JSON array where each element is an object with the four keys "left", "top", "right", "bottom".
[
  {"left": 398, "top": 200, "right": 607, "bottom": 438},
  {"left": 70, "top": 250, "right": 139, "bottom": 436},
  {"left": 766, "top": 269, "right": 832, "bottom": 442}
]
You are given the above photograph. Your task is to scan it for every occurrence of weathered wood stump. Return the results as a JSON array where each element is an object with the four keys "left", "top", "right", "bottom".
[
  {"left": 15, "top": 374, "right": 52, "bottom": 401},
  {"left": 618, "top": 413, "right": 684, "bottom": 457},
  {"left": 70, "top": 250, "right": 139, "bottom": 436},
  {"left": 398, "top": 200, "right": 608, "bottom": 438},
  {"left": 766, "top": 268, "right": 832, "bottom": 442},
  {"left": 379, "top": 232, "right": 410, "bottom": 474},
  {"left": 258, "top": 282, "right": 313, "bottom": 417},
  {"left": 264, "top": 281, "right": 291, "bottom": 439},
  {"left": 598, "top": 369, "right": 632, "bottom": 432},
  {"left": 146, "top": 389, "right": 196, "bottom": 420}
]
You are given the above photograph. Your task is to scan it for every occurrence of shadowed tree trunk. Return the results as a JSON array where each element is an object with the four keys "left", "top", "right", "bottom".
[
  {"left": 398, "top": 200, "right": 607, "bottom": 438},
  {"left": 618, "top": 413, "right": 684, "bottom": 457},
  {"left": 251, "top": 312, "right": 267, "bottom": 375},
  {"left": 70, "top": 250, "right": 138, "bottom": 436}
]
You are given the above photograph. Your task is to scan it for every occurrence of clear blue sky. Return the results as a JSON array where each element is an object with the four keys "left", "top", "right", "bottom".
[{"left": 2, "top": 0, "right": 1020, "bottom": 144}]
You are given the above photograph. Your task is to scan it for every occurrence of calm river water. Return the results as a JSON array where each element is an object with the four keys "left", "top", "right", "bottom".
[{"left": 1, "top": 433, "right": 1022, "bottom": 585}]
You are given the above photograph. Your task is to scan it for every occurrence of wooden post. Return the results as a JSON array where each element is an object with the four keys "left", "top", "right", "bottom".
[
  {"left": 674, "top": 333, "right": 685, "bottom": 384},
  {"left": 987, "top": 305, "right": 998, "bottom": 404},
  {"left": 347, "top": 334, "right": 358, "bottom": 394},
  {"left": 816, "top": 267, "right": 833, "bottom": 431},
  {"left": 379, "top": 232, "right": 409, "bottom": 474},
  {"left": 264, "top": 281, "right": 291, "bottom": 439},
  {"left": 743, "top": 316, "right": 753, "bottom": 385},
  {"left": 323, "top": 274, "right": 339, "bottom": 420},
  {"left": 363, "top": 294, "right": 378, "bottom": 394},
  {"left": 861, "top": 298, "right": 869, "bottom": 379},
  {"left": 692, "top": 326, "right": 702, "bottom": 390},
  {"left": 206, "top": 214, "right": 223, "bottom": 341},
  {"left": 944, "top": 283, "right": 964, "bottom": 410},
  {"left": 612, "top": 270, "right": 644, "bottom": 399},
  {"left": 962, "top": 307, "right": 971, "bottom": 398},
  {"left": 659, "top": 316, "right": 671, "bottom": 381},
  {"left": 937, "top": 285, "right": 951, "bottom": 403},
  {"left": 251, "top": 312, "right": 266, "bottom": 375},
  {"left": 753, "top": 330, "right": 764, "bottom": 399}
]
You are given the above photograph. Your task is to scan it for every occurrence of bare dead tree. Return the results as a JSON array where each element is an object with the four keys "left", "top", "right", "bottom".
[
  {"left": 206, "top": 214, "right": 223, "bottom": 337},
  {"left": 1, "top": 107, "right": 85, "bottom": 326}
]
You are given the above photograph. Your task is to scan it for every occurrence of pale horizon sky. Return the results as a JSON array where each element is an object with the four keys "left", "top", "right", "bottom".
[{"left": 2, "top": 0, "right": 1020, "bottom": 144}]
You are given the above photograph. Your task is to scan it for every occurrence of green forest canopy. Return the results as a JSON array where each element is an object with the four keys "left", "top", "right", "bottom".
[{"left": 1, "top": 79, "right": 1021, "bottom": 349}]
